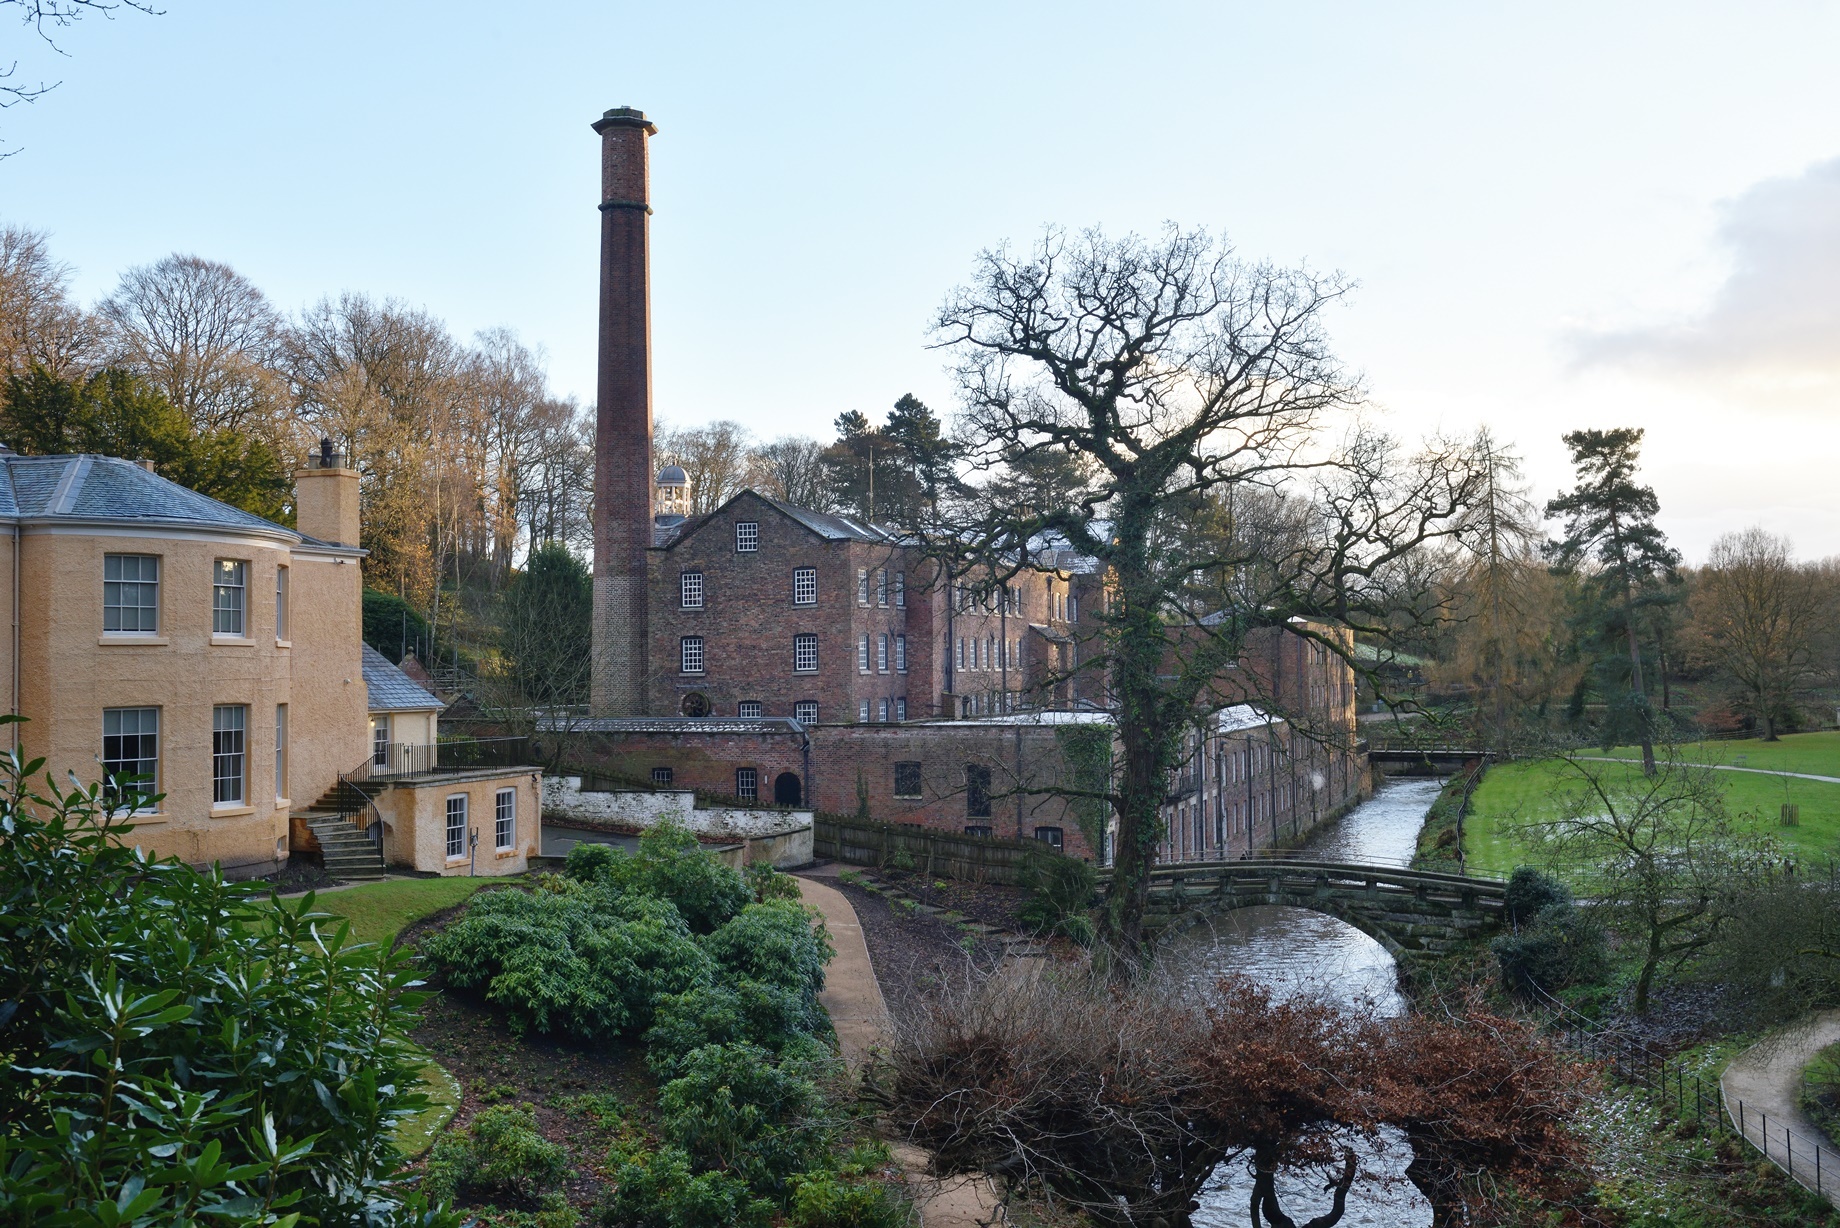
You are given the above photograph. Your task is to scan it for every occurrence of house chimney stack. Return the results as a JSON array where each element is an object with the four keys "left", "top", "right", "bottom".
[
  {"left": 294, "top": 441, "right": 360, "bottom": 547},
  {"left": 589, "top": 106, "right": 657, "bottom": 716}
]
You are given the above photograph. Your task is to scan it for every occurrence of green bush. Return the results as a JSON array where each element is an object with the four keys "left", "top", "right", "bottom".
[
  {"left": 1492, "top": 903, "right": 1609, "bottom": 996},
  {"left": 422, "top": 877, "right": 713, "bottom": 1039},
  {"left": 1503, "top": 865, "right": 1572, "bottom": 927},
  {"left": 655, "top": 1043, "right": 833, "bottom": 1195},
  {"left": 600, "top": 1142, "right": 774, "bottom": 1228},
  {"left": 565, "top": 840, "right": 623, "bottom": 881},
  {"left": 745, "top": 859, "right": 803, "bottom": 902},
  {"left": 423, "top": 1104, "right": 569, "bottom": 1205},
  {"left": 0, "top": 719, "right": 457, "bottom": 1227},
  {"left": 645, "top": 981, "right": 832, "bottom": 1076},
  {"left": 787, "top": 1171, "right": 907, "bottom": 1228},
  {"left": 701, "top": 900, "right": 834, "bottom": 1034},
  {"left": 568, "top": 823, "right": 754, "bottom": 935},
  {"left": 1017, "top": 851, "right": 1098, "bottom": 944}
]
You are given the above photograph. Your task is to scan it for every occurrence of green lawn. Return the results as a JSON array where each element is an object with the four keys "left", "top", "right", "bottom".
[
  {"left": 1462, "top": 743, "right": 1840, "bottom": 881},
  {"left": 1605, "top": 730, "right": 1840, "bottom": 779},
  {"left": 293, "top": 877, "right": 489, "bottom": 945}
]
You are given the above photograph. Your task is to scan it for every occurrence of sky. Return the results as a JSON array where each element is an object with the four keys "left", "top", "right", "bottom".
[{"left": 4, "top": 0, "right": 1838, "bottom": 561}]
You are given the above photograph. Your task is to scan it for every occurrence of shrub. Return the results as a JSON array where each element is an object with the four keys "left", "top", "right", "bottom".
[
  {"left": 422, "top": 878, "right": 712, "bottom": 1039},
  {"left": 0, "top": 721, "right": 457, "bottom": 1227},
  {"left": 701, "top": 900, "right": 833, "bottom": 1034},
  {"left": 1017, "top": 851, "right": 1098, "bottom": 945},
  {"left": 645, "top": 980, "right": 831, "bottom": 1076},
  {"left": 600, "top": 1142, "right": 774, "bottom": 1228},
  {"left": 1492, "top": 903, "right": 1609, "bottom": 996},
  {"left": 570, "top": 823, "right": 754, "bottom": 934},
  {"left": 1503, "top": 866, "right": 1573, "bottom": 927},
  {"left": 422, "top": 1104, "right": 569, "bottom": 1205},
  {"left": 655, "top": 1043, "right": 833, "bottom": 1195},
  {"left": 786, "top": 1141, "right": 906, "bottom": 1228},
  {"left": 565, "top": 840, "right": 623, "bottom": 881},
  {"left": 745, "top": 859, "right": 802, "bottom": 902}
]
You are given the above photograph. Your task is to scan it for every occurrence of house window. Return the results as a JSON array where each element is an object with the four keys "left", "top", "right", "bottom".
[
  {"left": 495, "top": 788, "right": 516, "bottom": 850},
  {"left": 895, "top": 697, "right": 907, "bottom": 722},
  {"left": 858, "top": 634, "right": 870, "bottom": 673},
  {"left": 877, "top": 569, "right": 888, "bottom": 607},
  {"left": 101, "top": 707, "right": 158, "bottom": 809},
  {"left": 445, "top": 794, "right": 467, "bottom": 859},
  {"left": 965, "top": 765, "right": 992, "bottom": 818},
  {"left": 964, "top": 825, "right": 993, "bottom": 838},
  {"left": 878, "top": 698, "right": 889, "bottom": 723},
  {"left": 793, "top": 634, "right": 819, "bottom": 673},
  {"left": 735, "top": 767, "right": 758, "bottom": 802},
  {"left": 858, "top": 699, "right": 870, "bottom": 723},
  {"left": 794, "top": 700, "right": 819, "bottom": 724},
  {"left": 895, "top": 634, "right": 907, "bottom": 673},
  {"left": 1069, "top": 595, "right": 1079, "bottom": 621},
  {"left": 680, "top": 571, "right": 704, "bottom": 608},
  {"left": 1034, "top": 826, "right": 1064, "bottom": 852},
  {"left": 680, "top": 636, "right": 705, "bottom": 674},
  {"left": 652, "top": 766, "right": 674, "bottom": 786},
  {"left": 212, "top": 560, "right": 247, "bottom": 635},
  {"left": 103, "top": 554, "right": 159, "bottom": 633},
  {"left": 738, "top": 700, "right": 763, "bottom": 718},
  {"left": 212, "top": 705, "right": 246, "bottom": 805},
  {"left": 956, "top": 637, "right": 965, "bottom": 670},
  {"left": 857, "top": 569, "right": 869, "bottom": 605},
  {"left": 877, "top": 634, "right": 889, "bottom": 672},
  {"left": 893, "top": 761, "right": 922, "bottom": 798},
  {"left": 735, "top": 521, "right": 759, "bottom": 552},
  {"left": 371, "top": 715, "right": 390, "bottom": 768},
  {"left": 792, "top": 567, "right": 817, "bottom": 605},
  {"left": 894, "top": 572, "right": 904, "bottom": 608},
  {"left": 275, "top": 566, "right": 289, "bottom": 640},
  {"left": 275, "top": 703, "right": 287, "bottom": 799}
]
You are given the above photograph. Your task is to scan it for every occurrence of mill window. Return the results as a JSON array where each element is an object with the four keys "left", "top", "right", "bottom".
[
  {"left": 735, "top": 521, "right": 759, "bottom": 552},
  {"left": 965, "top": 765, "right": 992, "bottom": 818},
  {"left": 894, "top": 572, "right": 904, "bottom": 608},
  {"left": 877, "top": 568, "right": 888, "bottom": 607},
  {"left": 895, "top": 696, "right": 907, "bottom": 721},
  {"left": 877, "top": 698, "right": 889, "bottom": 723},
  {"left": 858, "top": 634, "right": 870, "bottom": 673},
  {"left": 792, "top": 567, "right": 817, "bottom": 605},
  {"left": 793, "top": 634, "right": 819, "bottom": 673},
  {"left": 680, "top": 636, "right": 705, "bottom": 674},
  {"left": 894, "top": 634, "right": 907, "bottom": 673},
  {"left": 1034, "top": 826, "right": 1063, "bottom": 852},
  {"left": 893, "top": 761, "right": 922, "bottom": 798},
  {"left": 652, "top": 766, "right": 675, "bottom": 786},
  {"left": 964, "top": 825, "right": 993, "bottom": 837},
  {"left": 877, "top": 633, "right": 889, "bottom": 672},
  {"left": 857, "top": 699, "right": 871, "bottom": 723},
  {"left": 857, "top": 569, "right": 869, "bottom": 605},
  {"left": 737, "top": 700, "right": 763, "bottom": 718},
  {"left": 103, "top": 554, "right": 160, "bottom": 633},
  {"left": 680, "top": 571, "right": 704, "bottom": 608},
  {"left": 735, "top": 768, "right": 758, "bottom": 803},
  {"left": 794, "top": 700, "right": 819, "bottom": 724}
]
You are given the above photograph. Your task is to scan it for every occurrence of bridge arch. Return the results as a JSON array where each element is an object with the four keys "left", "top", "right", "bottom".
[{"left": 1154, "top": 890, "right": 1409, "bottom": 957}]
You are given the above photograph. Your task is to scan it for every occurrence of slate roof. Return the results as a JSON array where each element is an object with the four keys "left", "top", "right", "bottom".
[
  {"left": 361, "top": 644, "right": 444, "bottom": 712},
  {"left": 0, "top": 453, "right": 304, "bottom": 540},
  {"left": 652, "top": 491, "right": 911, "bottom": 551}
]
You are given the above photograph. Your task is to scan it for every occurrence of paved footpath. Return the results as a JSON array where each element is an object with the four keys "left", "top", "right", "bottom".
[
  {"left": 1577, "top": 756, "right": 1840, "bottom": 785},
  {"left": 1720, "top": 1009, "right": 1840, "bottom": 1206}
]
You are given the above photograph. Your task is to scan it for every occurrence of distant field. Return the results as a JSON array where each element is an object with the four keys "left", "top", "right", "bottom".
[{"left": 1462, "top": 732, "right": 1840, "bottom": 881}]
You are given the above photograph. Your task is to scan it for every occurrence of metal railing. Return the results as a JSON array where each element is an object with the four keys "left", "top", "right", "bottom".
[{"left": 356, "top": 736, "right": 533, "bottom": 781}]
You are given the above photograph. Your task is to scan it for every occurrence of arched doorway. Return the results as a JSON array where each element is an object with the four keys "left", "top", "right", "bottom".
[{"left": 773, "top": 772, "right": 802, "bottom": 806}]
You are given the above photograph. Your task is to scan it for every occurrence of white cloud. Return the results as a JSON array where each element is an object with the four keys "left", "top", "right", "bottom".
[{"left": 1575, "top": 156, "right": 1840, "bottom": 401}]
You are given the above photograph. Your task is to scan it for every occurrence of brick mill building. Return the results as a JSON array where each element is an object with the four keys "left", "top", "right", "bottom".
[{"left": 569, "top": 106, "right": 1367, "bottom": 863}]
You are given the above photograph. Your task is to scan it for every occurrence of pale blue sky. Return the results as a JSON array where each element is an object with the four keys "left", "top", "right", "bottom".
[{"left": 6, "top": 1, "right": 1839, "bottom": 557}]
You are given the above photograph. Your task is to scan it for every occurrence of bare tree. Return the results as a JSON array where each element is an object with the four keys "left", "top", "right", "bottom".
[
  {"left": 2, "top": 0, "right": 161, "bottom": 156},
  {"left": 750, "top": 434, "right": 831, "bottom": 509},
  {"left": 1686, "top": 527, "right": 1824, "bottom": 741},
  {"left": 927, "top": 225, "right": 1486, "bottom": 952},
  {"left": 0, "top": 224, "right": 99, "bottom": 375},
  {"left": 469, "top": 326, "right": 551, "bottom": 582},
  {"left": 99, "top": 253, "right": 289, "bottom": 437},
  {"left": 654, "top": 418, "right": 755, "bottom": 516}
]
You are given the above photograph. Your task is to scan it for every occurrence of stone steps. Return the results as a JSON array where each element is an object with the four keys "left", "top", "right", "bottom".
[{"left": 303, "top": 812, "right": 386, "bottom": 879}]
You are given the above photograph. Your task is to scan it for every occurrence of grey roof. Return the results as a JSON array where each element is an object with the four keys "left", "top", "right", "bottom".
[
  {"left": 537, "top": 716, "right": 807, "bottom": 735},
  {"left": 656, "top": 464, "right": 688, "bottom": 485},
  {"left": 362, "top": 644, "right": 444, "bottom": 712},
  {"left": 755, "top": 495, "right": 907, "bottom": 544},
  {"left": 0, "top": 453, "right": 297, "bottom": 539}
]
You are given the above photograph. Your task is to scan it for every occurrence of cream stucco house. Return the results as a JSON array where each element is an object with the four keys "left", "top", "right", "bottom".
[{"left": 0, "top": 445, "right": 539, "bottom": 879}]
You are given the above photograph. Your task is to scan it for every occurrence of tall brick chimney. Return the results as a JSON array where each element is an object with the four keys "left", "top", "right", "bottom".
[{"left": 589, "top": 106, "right": 656, "bottom": 716}]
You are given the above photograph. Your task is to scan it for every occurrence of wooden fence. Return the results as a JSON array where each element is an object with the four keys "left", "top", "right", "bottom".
[{"left": 813, "top": 816, "right": 1054, "bottom": 885}]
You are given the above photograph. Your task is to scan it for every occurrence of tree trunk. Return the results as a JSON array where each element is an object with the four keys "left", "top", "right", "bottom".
[
  {"left": 1624, "top": 599, "right": 1655, "bottom": 776},
  {"left": 1634, "top": 926, "right": 1662, "bottom": 1014}
]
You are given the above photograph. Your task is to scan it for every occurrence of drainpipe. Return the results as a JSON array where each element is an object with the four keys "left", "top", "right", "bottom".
[
  {"left": 798, "top": 720, "right": 812, "bottom": 811},
  {"left": 10, "top": 521, "right": 18, "bottom": 752}
]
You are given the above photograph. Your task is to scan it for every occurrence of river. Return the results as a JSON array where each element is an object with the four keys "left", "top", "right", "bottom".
[{"left": 1166, "top": 776, "right": 1447, "bottom": 1228}]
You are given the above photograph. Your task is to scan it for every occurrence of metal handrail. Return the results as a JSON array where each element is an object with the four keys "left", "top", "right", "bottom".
[{"left": 353, "top": 736, "right": 532, "bottom": 780}]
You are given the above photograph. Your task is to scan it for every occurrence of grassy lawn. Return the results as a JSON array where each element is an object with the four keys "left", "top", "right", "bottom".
[
  {"left": 1605, "top": 729, "right": 1840, "bottom": 779},
  {"left": 294, "top": 877, "right": 490, "bottom": 945},
  {"left": 1462, "top": 749, "right": 1840, "bottom": 881}
]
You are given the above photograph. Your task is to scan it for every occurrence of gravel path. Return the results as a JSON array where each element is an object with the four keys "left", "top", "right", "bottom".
[{"left": 1720, "top": 1009, "right": 1840, "bottom": 1206}]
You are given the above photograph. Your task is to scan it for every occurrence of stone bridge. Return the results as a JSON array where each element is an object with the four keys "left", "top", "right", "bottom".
[{"left": 1107, "top": 860, "right": 1508, "bottom": 955}]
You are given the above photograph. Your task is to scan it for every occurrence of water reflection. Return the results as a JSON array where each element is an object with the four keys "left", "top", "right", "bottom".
[{"left": 1168, "top": 777, "right": 1447, "bottom": 1228}]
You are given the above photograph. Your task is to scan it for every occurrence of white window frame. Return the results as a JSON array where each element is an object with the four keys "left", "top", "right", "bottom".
[
  {"left": 878, "top": 698, "right": 890, "bottom": 723},
  {"left": 680, "top": 570, "right": 704, "bottom": 609},
  {"left": 212, "top": 560, "right": 247, "bottom": 636},
  {"left": 103, "top": 554, "right": 160, "bottom": 634},
  {"left": 876, "top": 568, "right": 888, "bottom": 607},
  {"left": 877, "top": 633, "right": 889, "bottom": 672},
  {"left": 446, "top": 794, "right": 468, "bottom": 859},
  {"left": 372, "top": 715, "right": 390, "bottom": 769},
  {"left": 895, "top": 634, "right": 907, "bottom": 673},
  {"left": 495, "top": 787, "right": 516, "bottom": 851},
  {"left": 858, "top": 634, "right": 870, "bottom": 673},
  {"left": 275, "top": 565, "right": 289, "bottom": 641},
  {"left": 680, "top": 635, "right": 705, "bottom": 674},
  {"left": 895, "top": 696, "right": 907, "bottom": 722},
  {"left": 102, "top": 706, "right": 159, "bottom": 812},
  {"left": 735, "top": 521, "right": 759, "bottom": 552},
  {"left": 894, "top": 571, "right": 905, "bottom": 608},
  {"left": 651, "top": 766, "right": 674, "bottom": 786},
  {"left": 212, "top": 704, "right": 246, "bottom": 806},
  {"left": 275, "top": 703, "right": 287, "bottom": 800},
  {"left": 794, "top": 700, "right": 819, "bottom": 724},
  {"left": 856, "top": 569, "right": 869, "bottom": 605},
  {"left": 735, "top": 767, "right": 758, "bottom": 803},
  {"left": 857, "top": 699, "right": 871, "bottom": 723},
  {"left": 793, "top": 633, "right": 819, "bottom": 673},
  {"left": 737, "top": 700, "right": 763, "bottom": 718},
  {"left": 792, "top": 567, "right": 817, "bottom": 605}
]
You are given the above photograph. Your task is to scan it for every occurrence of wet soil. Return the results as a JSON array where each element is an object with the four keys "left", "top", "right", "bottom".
[{"left": 820, "top": 875, "right": 1007, "bottom": 1024}]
